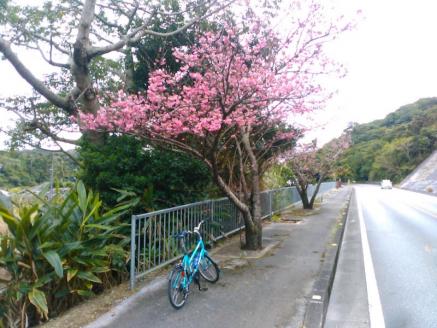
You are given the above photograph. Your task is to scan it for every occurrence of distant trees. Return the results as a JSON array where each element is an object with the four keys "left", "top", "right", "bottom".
[
  {"left": 339, "top": 98, "right": 437, "bottom": 183},
  {"left": 0, "top": 150, "right": 76, "bottom": 188}
]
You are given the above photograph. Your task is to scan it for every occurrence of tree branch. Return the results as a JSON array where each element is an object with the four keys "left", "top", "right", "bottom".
[
  {"left": 0, "top": 38, "right": 75, "bottom": 114},
  {"left": 88, "top": 0, "right": 235, "bottom": 58},
  {"left": 36, "top": 43, "right": 70, "bottom": 69},
  {"left": 52, "top": 140, "right": 82, "bottom": 167},
  {"left": 235, "top": 137, "right": 250, "bottom": 202},
  {"left": 31, "top": 33, "right": 70, "bottom": 55},
  {"left": 31, "top": 121, "right": 80, "bottom": 146}
]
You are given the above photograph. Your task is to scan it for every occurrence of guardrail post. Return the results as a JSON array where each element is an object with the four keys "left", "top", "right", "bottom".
[
  {"left": 210, "top": 200, "right": 214, "bottom": 237},
  {"left": 210, "top": 199, "right": 214, "bottom": 220},
  {"left": 130, "top": 215, "right": 137, "bottom": 290},
  {"left": 269, "top": 190, "right": 273, "bottom": 217}
]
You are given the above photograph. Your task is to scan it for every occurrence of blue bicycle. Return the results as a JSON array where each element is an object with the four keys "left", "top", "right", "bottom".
[{"left": 168, "top": 220, "right": 220, "bottom": 309}]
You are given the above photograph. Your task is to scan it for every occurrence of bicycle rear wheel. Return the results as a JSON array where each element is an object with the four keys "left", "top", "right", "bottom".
[
  {"left": 168, "top": 267, "right": 187, "bottom": 309},
  {"left": 198, "top": 254, "right": 219, "bottom": 283}
]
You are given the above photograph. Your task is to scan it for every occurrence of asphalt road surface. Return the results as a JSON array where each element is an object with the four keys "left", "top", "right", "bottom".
[{"left": 356, "top": 185, "right": 437, "bottom": 328}]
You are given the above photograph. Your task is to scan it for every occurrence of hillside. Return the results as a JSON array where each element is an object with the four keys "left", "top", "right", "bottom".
[
  {"left": 338, "top": 98, "right": 437, "bottom": 183},
  {"left": 0, "top": 150, "right": 77, "bottom": 189},
  {"left": 400, "top": 150, "right": 437, "bottom": 194}
]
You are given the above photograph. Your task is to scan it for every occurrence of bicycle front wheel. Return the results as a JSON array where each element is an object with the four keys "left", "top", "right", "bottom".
[
  {"left": 168, "top": 267, "right": 187, "bottom": 309},
  {"left": 198, "top": 254, "right": 219, "bottom": 283}
]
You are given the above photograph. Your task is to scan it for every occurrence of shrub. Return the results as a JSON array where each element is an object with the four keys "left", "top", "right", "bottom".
[
  {"left": 0, "top": 181, "right": 133, "bottom": 327},
  {"left": 79, "top": 135, "right": 213, "bottom": 211}
]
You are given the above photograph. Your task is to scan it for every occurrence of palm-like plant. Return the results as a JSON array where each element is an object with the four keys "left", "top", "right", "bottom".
[{"left": 0, "top": 181, "right": 133, "bottom": 327}]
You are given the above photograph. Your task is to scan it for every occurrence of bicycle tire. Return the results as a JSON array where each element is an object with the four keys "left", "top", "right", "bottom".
[
  {"left": 168, "top": 267, "right": 187, "bottom": 309},
  {"left": 198, "top": 254, "right": 219, "bottom": 283}
]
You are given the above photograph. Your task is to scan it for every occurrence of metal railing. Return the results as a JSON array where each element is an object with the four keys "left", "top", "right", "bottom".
[{"left": 130, "top": 181, "right": 336, "bottom": 288}]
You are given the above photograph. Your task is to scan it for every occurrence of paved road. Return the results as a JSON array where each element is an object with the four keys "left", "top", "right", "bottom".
[
  {"left": 327, "top": 185, "right": 437, "bottom": 328},
  {"left": 95, "top": 188, "right": 351, "bottom": 328}
]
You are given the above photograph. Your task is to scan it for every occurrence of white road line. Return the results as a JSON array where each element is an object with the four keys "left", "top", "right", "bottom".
[
  {"left": 407, "top": 204, "right": 437, "bottom": 219},
  {"left": 355, "top": 188, "right": 386, "bottom": 328}
]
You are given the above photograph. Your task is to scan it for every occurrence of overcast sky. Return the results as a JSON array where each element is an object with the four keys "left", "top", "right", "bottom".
[
  {"left": 1, "top": 0, "right": 437, "bottom": 148},
  {"left": 302, "top": 0, "right": 437, "bottom": 144}
]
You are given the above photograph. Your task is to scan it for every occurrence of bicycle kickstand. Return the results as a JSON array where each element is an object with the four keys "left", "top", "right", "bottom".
[{"left": 194, "top": 273, "right": 208, "bottom": 292}]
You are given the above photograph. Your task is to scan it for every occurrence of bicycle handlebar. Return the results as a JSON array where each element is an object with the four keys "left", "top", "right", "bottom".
[
  {"left": 193, "top": 220, "right": 205, "bottom": 233},
  {"left": 174, "top": 220, "right": 206, "bottom": 240},
  {"left": 173, "top": 220, "right": 208, "bottom": 254}
]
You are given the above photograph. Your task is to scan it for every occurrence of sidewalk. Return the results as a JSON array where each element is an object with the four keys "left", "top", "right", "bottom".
[{"left": 78, "top": 187, "right": 351, "bottom": 328}]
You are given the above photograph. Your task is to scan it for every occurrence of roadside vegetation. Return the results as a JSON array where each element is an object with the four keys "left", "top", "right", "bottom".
[{"left": 0, "top": 182, "right": 134, "bottom": 327}]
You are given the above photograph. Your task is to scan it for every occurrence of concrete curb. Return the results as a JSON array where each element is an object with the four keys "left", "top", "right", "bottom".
[{"left": 302, "top": 190, "right": 353, "bottom": 328}]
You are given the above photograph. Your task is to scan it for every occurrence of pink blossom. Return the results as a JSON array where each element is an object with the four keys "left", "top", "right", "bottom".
[{"left": 80, "top": 2, "right": 350, "bottom": 154}]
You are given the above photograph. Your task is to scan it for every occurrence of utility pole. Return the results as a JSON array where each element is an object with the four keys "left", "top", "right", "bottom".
[{"left": 49, "top": 153, "right": 54, "bottom": 200}]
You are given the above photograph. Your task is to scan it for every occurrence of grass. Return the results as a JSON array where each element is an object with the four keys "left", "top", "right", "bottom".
[{"left": 271, "top": 214, "right": 282, "bottom": 222}]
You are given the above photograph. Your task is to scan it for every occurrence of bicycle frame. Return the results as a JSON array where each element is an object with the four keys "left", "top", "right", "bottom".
[
  {"left": 176, "top": 224, "right": 208, "bottom": 291},
  {"left": 168, "top": 220, "right": 220, "bottom": 309}
]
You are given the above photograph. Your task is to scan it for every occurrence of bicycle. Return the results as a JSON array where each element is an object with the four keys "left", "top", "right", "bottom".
[{"left": 168, "top": 220, "right": 220, "bottom": 309}]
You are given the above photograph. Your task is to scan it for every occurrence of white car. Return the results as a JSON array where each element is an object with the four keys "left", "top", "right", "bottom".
[{"left": 381, "top": 179, "right": 392, "bottom": 189}]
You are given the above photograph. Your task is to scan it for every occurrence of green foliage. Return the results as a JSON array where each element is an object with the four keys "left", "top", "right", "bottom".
[
  {"left": 0, "top": 181, "right": 133, "bottom": 327},
  {"left": 78, "top": 135, "right": 213, "bottom": 211},
  {"left": 129, "top": 1, "right": 194, "bottom": 92},
  {"left": 271, "top": 213, "right": 281, "bottom": 223},
  {"left": 339, "top": 98, "right": 437, "bottom": 182},
  {"left": 262, "top": 163, "right": 293, "bottom": 189},
  {"left": 0, "top": 149, "right": 77, "bottom": 189}
]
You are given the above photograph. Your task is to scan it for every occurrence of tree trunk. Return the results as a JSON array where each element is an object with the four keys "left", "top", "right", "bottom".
[
  {"left": 301, "top": 192, "right": 312, "bottom": 209},
  {"left": 124, "top": 47, "right": 136, "bottom": 93},
  {"left": 72, "top": 0, "right": 105, "bottom": 146},
  {"left": 241, "top": 130, "right": 263, "bottom": 250},
  {"left": 309, "top": 178, "right": 324, "bottom": 209},
  {"left": 296, "top": 183, "right": 312, "bottom": 209},
  {"left": 243, "top": 211, "right": 262, "bottom": 250}
]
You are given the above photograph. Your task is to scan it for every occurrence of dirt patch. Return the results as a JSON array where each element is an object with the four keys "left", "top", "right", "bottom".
[
  {"left": 39, "top": 268, "right": 167, "bottom": 328},
  {"left": 222, "top": 258, "right": 249, "bottom": 270},
  {"left": 0, "top": 218, "right": 8, "bottom": 235},
  {"left": 40, "top": 283, "right": 133, "bottom": 328},
  {"left": 280, "top": 205, "right": 321, "bottom": 221},
  {"left": 0, "top": 268, "right": 11, "bottom": 281}
]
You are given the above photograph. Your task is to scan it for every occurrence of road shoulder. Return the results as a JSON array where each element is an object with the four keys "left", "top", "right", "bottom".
[{"left": 324, "top": 190, "right": 370, "bottom": 328}]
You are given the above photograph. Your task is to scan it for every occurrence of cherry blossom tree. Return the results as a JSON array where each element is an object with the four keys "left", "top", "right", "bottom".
[
  {"left": 287, "top": 132, "right": 351, "bottom": 209},
  {"left": 80, "top": 2, "right": 351, "bottom": 249}
]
